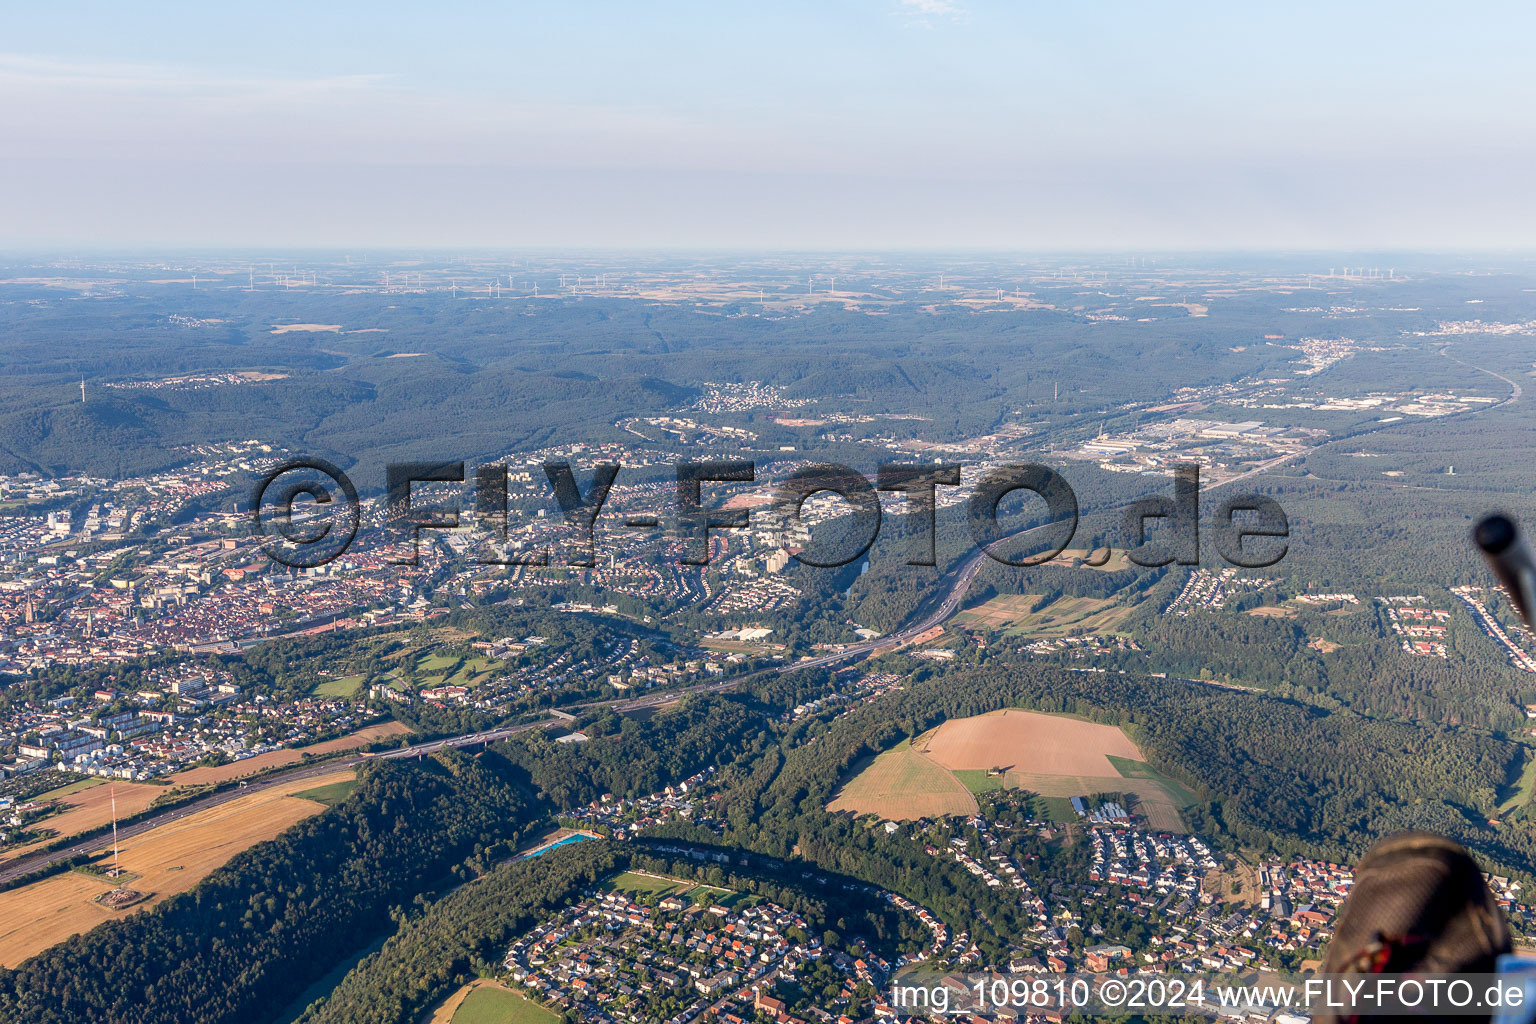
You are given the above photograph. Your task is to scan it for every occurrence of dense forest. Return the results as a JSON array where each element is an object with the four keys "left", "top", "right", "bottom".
[
  {"left": 733, "top": 656, "right": 1530, "bottom": 878},
  {"left": 297, "top": 840, "right": 627, "bottom": 1024},
  {"left": 4, "top": 259, "right": 1474, "bottom": 480}
]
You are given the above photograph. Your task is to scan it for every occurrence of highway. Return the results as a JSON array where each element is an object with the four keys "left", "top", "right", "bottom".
[
  {"left": 775, "top": 435, "right": 1380, "bottom": 676},
  {"left": 0, "top": 679, "right": 749, "bottom": 886},
  {"left": 10, "top": 369, "right": 1517, "bottom": 889},
  {"left": 0, "top": 757, "right": 367, "bottom": 885},
  {"left": 781, "top": 535, "right": 998, "bottom": 673}
]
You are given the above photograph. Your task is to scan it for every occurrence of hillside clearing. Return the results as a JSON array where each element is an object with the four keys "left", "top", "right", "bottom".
[{"left": 827, "top": 739, "right": 977, "bottom": 819}]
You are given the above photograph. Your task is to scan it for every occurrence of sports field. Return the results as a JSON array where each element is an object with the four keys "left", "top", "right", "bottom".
[
  {"left": 830, "top": 710, "right": 1191, "bottom": 830},
  {"left": 0, "top": 768, "right": 354, "bottom": 968},
  {"left": 607, "top": 870, "right": 694, "bottom": 898},
  {"left": 826, "top": 739, "right": 978, "bottom": 819}
]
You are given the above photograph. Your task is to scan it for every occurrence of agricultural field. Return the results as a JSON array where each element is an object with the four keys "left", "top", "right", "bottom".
[
  {"left": 428, "top": 980, "right": 558, "bottom": 1024},
  {"left": 953, "top": 593, "right": 1136, "bottom": 636},
  {"left": 919, "top": 710, "right": 1187, "bottom": 831},
  {"left": 826, "top": 739, "right": 978, "bottom": 820},
  {"left": 919, "top": 709, "right": 1142, "bottom": 776},
  {"left": 31, "top": 778, "right": 106, "bottom": 801},
  {"left": 166, "top": 720, "right": 412, "bottom": 785},
  {"left": 830, "top": 710, "right": 1191, "bottom": 830},
  {"left": 952, "top": 594, "right": 1043, "bottom": 630},
  {"left": 0, "top": 780, "right": 165, "bottom": 865},
  {"left": 0, "top": 768, "right": 355, "bottom": 968},
  {"left": 1048, "top": 548, "right": 1134, "bottom": 571},
  {"left": 293, "top": 778, "right": 360, "bottom": 806}
]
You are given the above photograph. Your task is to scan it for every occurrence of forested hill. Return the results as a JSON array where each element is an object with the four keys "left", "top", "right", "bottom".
[
  {"left": 737, "top": 657, "right": 1529, "bottom": 879},
  {"left": 0, "top": 283, "right": 1302, "bottom": 478}
]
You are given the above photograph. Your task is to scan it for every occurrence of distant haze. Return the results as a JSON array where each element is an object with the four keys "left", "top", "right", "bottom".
[{"left": 3, "top": 1, "right": 1534, "bottom": 249}]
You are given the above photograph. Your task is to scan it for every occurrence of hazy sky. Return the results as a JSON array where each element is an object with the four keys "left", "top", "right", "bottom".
[{"left": 3, "top": 1, "right": 1534, "bottom": 249}]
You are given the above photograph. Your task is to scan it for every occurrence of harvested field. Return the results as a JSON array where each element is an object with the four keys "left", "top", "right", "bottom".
[
  {"left": 826, "top": 740, "right": 977, "bottom": 820},
  {"left": 918, "top": 710, "right": 1190, "bottom": 832},
  {"left": 0, "top": 769, "right": 354, "bottom": 968},
  {"left": 953, "top": 594, "right": 1041, "bottom": 629},
  {"left": 918, "top": 709, "right": 1142, "bottom": 777},
  {"left": 32, "top": 778, "right": 105, "bottom": 801},
  {"left": 0, "top": 781, "right": 165, "bottom": 865},
  {"left": 1008, "top": 772, "right": 1187, "bottom": 832},
  {"left": 167, "top": 720, "right": 411, "bottom": 785}
]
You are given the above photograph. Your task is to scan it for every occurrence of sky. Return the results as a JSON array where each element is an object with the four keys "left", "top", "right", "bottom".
[{"left": 3, "top": 1, "right": 1534, "bottom": 250}]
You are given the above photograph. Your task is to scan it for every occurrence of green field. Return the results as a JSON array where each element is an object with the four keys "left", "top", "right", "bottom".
[
  {"left": 952, "top": 769, "right": 1005, "bottom": 796},
  {"left": 452, "top": 985, "right": 558, "bottom": 1024},
  {"left": 413, "top": 652, "right": 501, "bottom": 690},
  {"left": 311, "top": 674, "right": 365, "bottom": 698},
  {"left": 606, "top": 871, "right": 694, "bottom": 898},
  {"left": 34, "top": 777, "right": 106, "bottom": 801},
  {"left": 1035, "top": 795, "right": 1079, "bottom": 823},
  {"left": 1107, "top": 755, "right": 1200, "bottom": 808},
  {"left": 605, "top": 872, "right": 757, "bottom": 909},
  {"left": 709, "top": 888, "right": 761, "bottom": 910},
  {"left": 293, "top": 779, "right": 360, "bottom": 806},
  {"left": 1497, "top": 748, "right": 1536, "bottom": 816}
]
